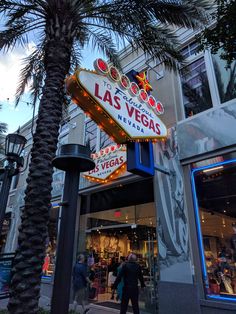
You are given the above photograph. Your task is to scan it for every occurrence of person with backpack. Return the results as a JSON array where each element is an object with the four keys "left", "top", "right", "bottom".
[
  {"left": 112, "top": 253, "right": 146, "bottom": 314},
  {"left": 73, "top": 254, "right": 91, "bottom": 314}
]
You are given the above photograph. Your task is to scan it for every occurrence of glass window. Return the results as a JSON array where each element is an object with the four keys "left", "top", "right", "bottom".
[
  {"left": 212, "top": 52, "right": 236, "bottom": 104},
  {"left": 85, "top": 119, "right": 114, "bottom": 151},
  {"left": 181, "top": 57, "right": 213, "bottom": 118},
  {"left": 60, "top": 122, "right": 70, "bottom": 135},
  {"left": 181, "top": 41, "right": 200, "bottom": 59},
  {"left": 56, "top": 134, "right": 68, "bottom": 155},
  {"left": 85, "top": 119, "right": 97, "bottom": 153},
  {"left": 11, "top": 173, "right": 20, "bottom": 190},
  {"left": 52, "top": 171, "right": 64, "bottom": 197},
  {"left": 100, "top": 130, "right": 113, "bottom": 149},
  {"left": 191, "top": 153, "right": 236, "bottom": 300}
]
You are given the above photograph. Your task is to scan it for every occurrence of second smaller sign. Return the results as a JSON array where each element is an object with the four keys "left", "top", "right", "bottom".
[{"left": 83, "top": 144, "right": 126, "bottom": 183}]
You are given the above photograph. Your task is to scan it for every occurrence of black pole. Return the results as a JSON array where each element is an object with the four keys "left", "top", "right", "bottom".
[
  {"left": 50, "top": 144, "right": 95, "bottom": 314},
  {"left": 50, "top": 168, "right": 80, "bottom": 314},
  {"left": 0, "top": 164, "right": 14, "bottom": 237}
]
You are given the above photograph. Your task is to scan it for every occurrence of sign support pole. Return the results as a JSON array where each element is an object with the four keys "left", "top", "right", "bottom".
[{"left": 50, "top": 144, "right": 95, "bottom": 314}]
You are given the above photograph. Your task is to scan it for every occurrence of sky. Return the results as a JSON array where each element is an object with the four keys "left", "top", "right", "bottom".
[{"left": 0, "top": 43, "right": 102, "bottom": 134}]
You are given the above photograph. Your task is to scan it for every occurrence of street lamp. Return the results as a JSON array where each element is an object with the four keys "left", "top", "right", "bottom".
[{"left": 0, "top": 132, "right": 27, "bottom": 236}]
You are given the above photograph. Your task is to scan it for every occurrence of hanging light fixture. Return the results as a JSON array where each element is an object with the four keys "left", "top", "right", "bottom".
[
  {"left": 0, "top": 131, "right": 27, "bottom": 236},
  {"left": 5, "top": 133, "right": 27, "bottom": 160}
]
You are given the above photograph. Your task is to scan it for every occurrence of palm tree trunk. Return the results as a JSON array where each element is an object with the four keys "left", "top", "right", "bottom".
[{"left": 8, "top": 39, "right": 72, "bottom": 314}]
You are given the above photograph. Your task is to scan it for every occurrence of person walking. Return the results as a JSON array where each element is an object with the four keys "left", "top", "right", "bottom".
[
  {"left": 72, "top": 254, "right": 91, "bottom": 314},
  {"left": 112, "top": 253, "right": 146, "bottom": 314}
]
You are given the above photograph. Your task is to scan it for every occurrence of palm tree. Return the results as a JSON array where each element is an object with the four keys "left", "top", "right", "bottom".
[{"left": 0, "top": 0, "right": 211, "bottom": 313}]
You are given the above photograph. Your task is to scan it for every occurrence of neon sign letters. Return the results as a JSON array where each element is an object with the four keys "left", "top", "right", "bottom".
[{"left": 66, "top": 58, "right": 167, "bottom": 143}]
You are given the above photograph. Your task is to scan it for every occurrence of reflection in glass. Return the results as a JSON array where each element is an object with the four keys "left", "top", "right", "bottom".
[
  {"left": 181, "top": 57, "right": 213, "bottom": 118},
  {"left": 192, "top": 157, "right": 236, "bottom": 299},
  {"left": 212, "top": 52, "right": 236, "bottom": 104},
  {"left": 100, "top": 130, "right": 113, "bottom": 149},
  {"left": 85, "top": 119, "right": 97, "bottom": 153}
]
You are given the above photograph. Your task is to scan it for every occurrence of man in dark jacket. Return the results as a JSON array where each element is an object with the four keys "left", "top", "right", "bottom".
[
  {"left": 73, "top": 254, "right": 91, "bottom": 314},
  {"left": 113, "top": 253, "right": 145, "bottom": 314}
]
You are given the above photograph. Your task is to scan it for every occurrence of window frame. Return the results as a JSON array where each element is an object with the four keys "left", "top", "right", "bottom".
[
  {"left": 178, "top": 41, "right": 228, "bottom": 121},
  {"left": 191, "top": 157, "right": 236, "bottom": 303}
]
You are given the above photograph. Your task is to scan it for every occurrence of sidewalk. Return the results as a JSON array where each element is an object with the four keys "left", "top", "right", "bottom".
[
  {"left": 0, "top": 298, "right": 125, "bottom": 314},
  {"left": 0, "top": 283, "right": 132, "bottom": 313}
]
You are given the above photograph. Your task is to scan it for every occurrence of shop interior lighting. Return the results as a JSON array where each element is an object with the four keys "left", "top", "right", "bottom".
[
  {"left": 191, "top": 158, "right": 236, "bottom": 303},
  {"left": 202, "top": 165, "right": 224, "bottom": 173},
  {"left": 51, "top": 203, "right": 60, "bottom": 209}
]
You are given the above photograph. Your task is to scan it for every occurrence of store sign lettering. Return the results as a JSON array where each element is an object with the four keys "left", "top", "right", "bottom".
[
  {"left": 65, "top": 59, "right": 167, "bottom": 143},
  {"left": 83, "top": 144, "right": 126, "bottom": 183}
]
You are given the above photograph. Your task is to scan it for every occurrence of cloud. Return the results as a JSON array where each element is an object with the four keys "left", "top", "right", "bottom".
[{"left": 0, "top": 43, "right": 35, "bottom": 103}]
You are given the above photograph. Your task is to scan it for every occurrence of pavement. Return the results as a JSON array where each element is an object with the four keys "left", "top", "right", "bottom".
[
  {"left": 0, "top": 283, "right": 128, "bottom": 314},
  {"left": 0, "top": 298, "right": 123, "bottom": 314}
]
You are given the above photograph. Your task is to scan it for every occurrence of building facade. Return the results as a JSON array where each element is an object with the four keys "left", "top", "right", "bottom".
[{"left": 0, "top": 25, "right": 236, "bottom": 314}]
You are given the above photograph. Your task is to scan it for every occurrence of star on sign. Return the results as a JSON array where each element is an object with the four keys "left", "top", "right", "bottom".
[{"left": 135, "top": 72, "right": 153, "bottom": 92}]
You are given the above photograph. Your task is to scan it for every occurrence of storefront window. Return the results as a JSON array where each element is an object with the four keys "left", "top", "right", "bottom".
[
  {"left": 191, "top": 153, "right": 236, "bottom": 301},
  {"left": 0, "top": 213, "right": 11, "bottom": 252},
  {"left": 41, "top": 205, "right": 59, "bottom": 283},
  {"left": 77, "top": 202, "right": 158, "bottom": 312},
  {"left": 212, "top": 52, "right": 236, "bottom": 104},
  {"left": 181, "top": 57, "right": 213, "bottom": 118}
]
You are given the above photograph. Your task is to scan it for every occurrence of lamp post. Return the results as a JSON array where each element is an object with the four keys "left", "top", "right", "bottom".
[
  {"left": 0, "top": 132, "right": 27, "bottom": 237},
  {"left": 51, "top": 144, "right": 95, "bottom": 314}
]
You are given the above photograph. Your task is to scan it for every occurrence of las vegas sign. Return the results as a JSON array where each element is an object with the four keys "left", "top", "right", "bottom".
[
  {"left": 83, "top": 144, "right": 126, "bottom": 183},
  {"left": 65, "top": 58, "right": 167, "bottom": 144}
]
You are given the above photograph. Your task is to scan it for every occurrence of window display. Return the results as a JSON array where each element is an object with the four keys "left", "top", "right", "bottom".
[{"left": 192, "top": 154, "right": 236, "bottom": 300}]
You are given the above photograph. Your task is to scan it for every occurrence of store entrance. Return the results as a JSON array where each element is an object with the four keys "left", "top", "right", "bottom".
[{"left": 77, "top": 202, "right": 158, "bottom": 313}]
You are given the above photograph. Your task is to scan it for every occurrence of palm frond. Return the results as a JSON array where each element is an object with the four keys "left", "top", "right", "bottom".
[
  {"left": 0, "top": 122, "right": 7, "bottom": 134},
  {"left": 87, "top": 27, "right": 120, "bottom": 68},
  {"left": 5, "top": 4, "right": 36, "bottom": 25},
  {"left": 148, "top": 0, "right": 211, "bottom": 28},
  {"left": 0, "top": 22, "right": 30, "bottom": 51},
  {"left": 70, "top": 42, "right": 84, "bottom": 72},
  {"left": 15, "top": 45, "right": 45, "bottom": 107},
  {"left": 132, "top": 24, "right": 185, "bottom": 70},
  {"left": 0, "top": 104, "right": 7, "bottom": 135}
]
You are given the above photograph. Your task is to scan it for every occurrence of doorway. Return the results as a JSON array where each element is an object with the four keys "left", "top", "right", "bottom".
[{"left": 77, "top": 202, "right": 158, "bottom": 313}]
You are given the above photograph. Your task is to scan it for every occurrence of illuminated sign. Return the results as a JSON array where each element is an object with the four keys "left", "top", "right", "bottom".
[
  {"left": 66, "top": 59, "right": 167, "bottom": 143},
  {"left": 83, "top": 144, "right": 126, "bottom": 183}
]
